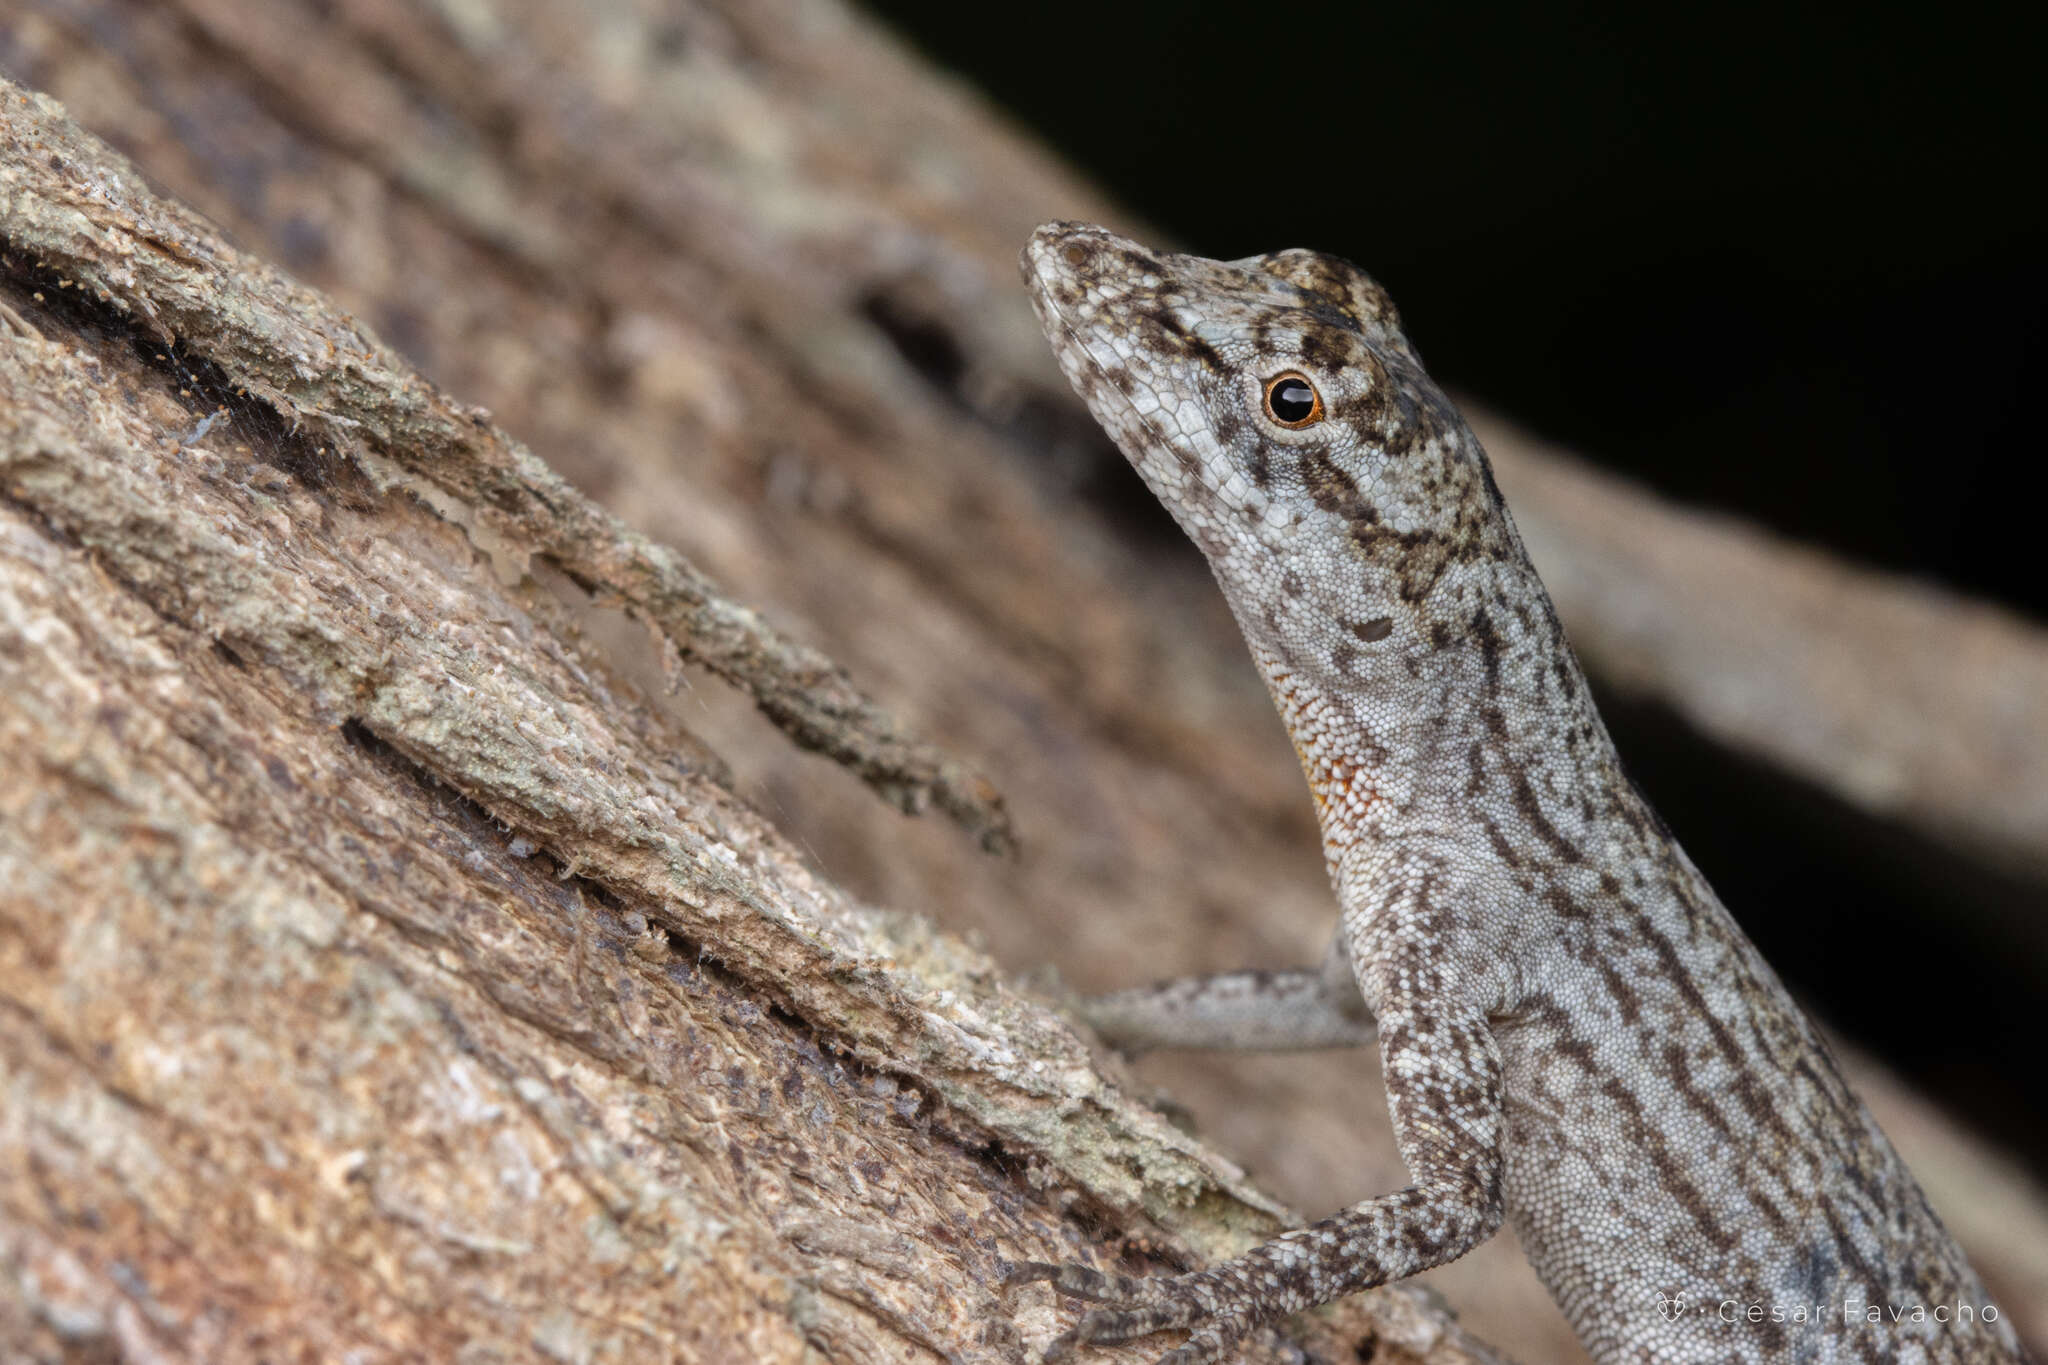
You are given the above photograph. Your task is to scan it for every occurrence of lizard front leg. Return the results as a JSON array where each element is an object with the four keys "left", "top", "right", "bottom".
[
  {"left": 1077, "top": 933, "right": 1376, "bottom": 1053},
  {"left": 1011, "top": 915, "right": 1508, "bottom": 1364}
]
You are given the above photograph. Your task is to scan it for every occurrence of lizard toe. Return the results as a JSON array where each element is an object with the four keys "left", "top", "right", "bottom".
[
  {"left": 1008, "top": 1258, "right": 1170, "bottom": 1305},
  {"left": 1154, "top": 1321, "right": 1243, "bottom": 1365},
  {"left": 1058, "top": 1289, "right": 1212, "bottom": 1347}
]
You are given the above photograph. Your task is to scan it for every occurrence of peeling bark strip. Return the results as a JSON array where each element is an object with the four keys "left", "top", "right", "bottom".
[{"left": 0, "top": 81, "right": 1011, "bottom": 855}]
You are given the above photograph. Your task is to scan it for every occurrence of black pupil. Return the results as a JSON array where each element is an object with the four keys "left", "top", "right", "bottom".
[{"left": 1270, "top": 378, "right": 1316, "bottom": 422}]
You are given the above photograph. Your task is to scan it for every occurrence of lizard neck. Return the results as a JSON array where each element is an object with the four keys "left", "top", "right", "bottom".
[
  {"left": 1240, "top": 546, "right": 1623, "bottom": 900},
  {"left": 1252, "top": 642, "right": 1397, "bottom": 884}
]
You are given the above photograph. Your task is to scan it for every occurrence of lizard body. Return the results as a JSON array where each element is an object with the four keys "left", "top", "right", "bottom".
[{"left": 1011, "top": 223, "right": 2022, "bottom": 1365}]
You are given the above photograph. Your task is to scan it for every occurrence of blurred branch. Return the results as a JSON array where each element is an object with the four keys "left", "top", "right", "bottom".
[{"left": 1475, "top": 410, "right": 2048, "bottom": 898}]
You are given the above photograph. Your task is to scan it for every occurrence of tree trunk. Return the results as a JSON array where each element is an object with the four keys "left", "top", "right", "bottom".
[{"left": 1, "top": 4, "right": 2042, "bottom": 1362}]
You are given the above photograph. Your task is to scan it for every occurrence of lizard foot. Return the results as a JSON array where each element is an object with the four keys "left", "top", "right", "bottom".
[{"left": 1002, "top": 1261, "right": 1249, "bottom": 1365}]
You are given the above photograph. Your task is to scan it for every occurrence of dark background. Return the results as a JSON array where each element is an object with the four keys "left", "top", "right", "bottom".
[{"left": 865, "top": 2, "right": 2047, "bottom": 1166}]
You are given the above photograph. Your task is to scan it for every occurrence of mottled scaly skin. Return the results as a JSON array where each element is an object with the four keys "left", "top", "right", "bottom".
[{"left": 1010, "top": 223, "right": 2023, "bottom": 1365}]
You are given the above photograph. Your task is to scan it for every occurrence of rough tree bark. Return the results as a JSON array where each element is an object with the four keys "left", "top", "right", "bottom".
[
  {"left": 1, "top": 3, "right": 2042, "bottom": 1363},
  {"left": 0, "top": 47, "right": 1491, "bottom": 1365}
]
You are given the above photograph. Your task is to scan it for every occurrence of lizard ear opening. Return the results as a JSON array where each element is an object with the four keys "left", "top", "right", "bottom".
[{"left": 1263, "top": 372, "right": 1325, "bottom": 428}]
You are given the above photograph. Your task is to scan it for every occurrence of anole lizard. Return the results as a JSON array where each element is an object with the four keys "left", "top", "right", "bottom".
[{"left": 1008, "top": 223, "right": 2024, "bottom": 1365}]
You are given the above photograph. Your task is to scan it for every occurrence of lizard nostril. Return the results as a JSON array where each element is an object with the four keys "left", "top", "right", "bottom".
[{"left": 1263, "top": 372, "right": 1325, "bottom": 428}]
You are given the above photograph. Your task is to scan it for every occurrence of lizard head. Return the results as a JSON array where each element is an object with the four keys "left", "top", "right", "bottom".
[{"left": 1022, "top": 221, "right": 1524, "bottom": 685}]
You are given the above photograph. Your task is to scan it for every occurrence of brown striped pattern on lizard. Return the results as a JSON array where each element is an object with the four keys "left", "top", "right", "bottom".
[{"left": 1005, "top": 223, "right": 2024, "bottom": 1365}]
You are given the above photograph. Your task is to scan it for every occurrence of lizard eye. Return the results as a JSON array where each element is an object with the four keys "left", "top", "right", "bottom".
[{"left": 1262, "top": 372, "right": 1324, "bottom": 428}]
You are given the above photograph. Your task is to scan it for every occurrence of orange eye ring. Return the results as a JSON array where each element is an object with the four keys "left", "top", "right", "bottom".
[{"left": 1263, "top": 372, "right": 1325, "bottom": 428}]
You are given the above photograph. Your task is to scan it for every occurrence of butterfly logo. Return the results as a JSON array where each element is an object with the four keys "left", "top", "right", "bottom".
[{"left": 1657, "top": 1293, "right": 1688, "bottom": 1322}]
